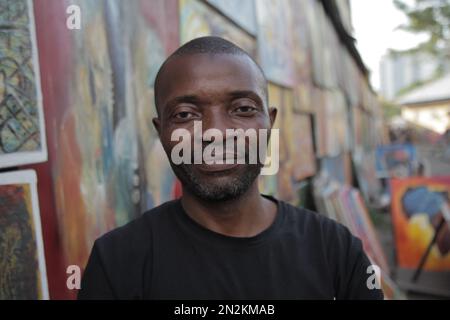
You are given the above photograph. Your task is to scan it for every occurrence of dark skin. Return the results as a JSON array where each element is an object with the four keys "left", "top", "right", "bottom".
[{"left": 153, "top": 53, "right": 278, "bottom": 238}]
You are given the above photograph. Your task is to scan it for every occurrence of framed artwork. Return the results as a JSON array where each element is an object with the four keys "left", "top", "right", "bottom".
[
  {"left": 0, "top": 0, "right": 47, "bottom": 168},
  {"left": 255, "top": 0, "right": 295, "bottom": 87},
  {"left": 205, "top": 0, "right": 257, "bottom": 35},
  {"left": 291, "top": 113, "right": 316, "bottom": 181},
  {"left": 391, "top": 177, "right": 450, "bottom": 271},
  {"left": 375, "top": 144, "right": 417, "bottom": 178},
  {"left": 34, "top": 0, "right": 179, "bottom": 270},
  {"left": 180, "top": 0, "right": 256, "bottom": 57},
  {"left": 0, "top": 169, "right": 48, "bottom": 299}
]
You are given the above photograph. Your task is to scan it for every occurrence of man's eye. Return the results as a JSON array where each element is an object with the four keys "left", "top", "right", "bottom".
[
  {"left": 174, "top": 111, "right": 196, "bottom": 119},
  {"left": 234, "top": 106, "right": 257, "bottom": 114}
]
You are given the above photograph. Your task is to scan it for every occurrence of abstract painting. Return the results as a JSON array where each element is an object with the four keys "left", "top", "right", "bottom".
[
  {"left": 180, "top": 0, "right": 256, "bottom": 57},
  {"left": 291, "top": 114, "right": 316, "bottom": 181},
  {"left": 0, "top": 169, "right": 48, "bottom": 299},
  {"left": 255, "top": 0, "right": 295, "bottom": 87},
  {"left": 391, "top": 177, "right": 450, "bottom": 271},
  {"left": 205, "top": 0, "right": 257, "bottom": 35},
  {"left": 0, "top": 0, "right": 47, "bottom": 168},
  {"left": 34, "top": 0, "right": 179, "bottom": 270},
  {"left": 375, "top": 144, "right": 417, "bottom": 178}
]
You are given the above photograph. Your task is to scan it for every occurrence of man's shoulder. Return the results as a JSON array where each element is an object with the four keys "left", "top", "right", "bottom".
[
  {"left": 94, "top": 199, "right": 179, "bottom": 251},
  {"left": 280, "top": 200, "right": 351, "bottom": 238},
  {"left": 278, "top": 199, "right": 362, "bottom": 258}
]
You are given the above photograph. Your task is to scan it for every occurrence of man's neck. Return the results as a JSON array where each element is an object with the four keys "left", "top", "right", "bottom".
[{"left": 180, "top": 180, "right": 277, "bottom": 238}]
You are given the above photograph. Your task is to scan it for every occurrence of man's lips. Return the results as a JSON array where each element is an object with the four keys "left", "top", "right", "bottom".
[{"left": 195, "top": 162, "right": 240, "bottom": 173}]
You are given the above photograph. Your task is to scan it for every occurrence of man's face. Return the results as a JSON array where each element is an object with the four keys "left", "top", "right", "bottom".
[{"left": 154, "top": 53, "right": 276, "bottom": 201}]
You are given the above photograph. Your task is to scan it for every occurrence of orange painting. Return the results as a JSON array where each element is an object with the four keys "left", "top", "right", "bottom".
[{"left": 391, "top": 177, "right": 450, "bottom": 270}]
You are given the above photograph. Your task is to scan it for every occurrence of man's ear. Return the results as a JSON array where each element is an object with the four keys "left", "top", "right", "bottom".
[
  {"left": 152, "top": 117, "right": 161, "bottom": 137},
  {"left": 268, "top": 107, "right": 277, "bottom": 128}
]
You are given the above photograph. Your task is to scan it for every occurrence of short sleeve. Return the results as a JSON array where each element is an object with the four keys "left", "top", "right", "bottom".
[
  {"left": 335, "top": 230, "right": 384, "bottom": 300},
  {"left": 77, "top": 241, "right": 116, "bottom": 300}
]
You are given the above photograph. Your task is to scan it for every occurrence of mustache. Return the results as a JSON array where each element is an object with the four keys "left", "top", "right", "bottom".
[{"left": 190, "top": 142, "right": 249, "bottom": 163}]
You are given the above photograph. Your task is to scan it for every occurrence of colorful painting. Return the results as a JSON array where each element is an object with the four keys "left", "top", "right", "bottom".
[
  {"left": 291, "top": 114, "right": 316, "bottom": 181},
  {"left": 321, "top": 152, "right": 352, "bottom": 186},
  {"left": 312, "top": 176, "right": 403, "bottom": 299},
  {"left": 314, "top": 89, "right": 349, "bottom": 158},
  {"left": 327, "top": 90, "right": 349, "bottom": 156},
  {"left": 0, "top": 0, "right": 47, "bottom": 168},
  {"left": 205, "top": 0, "right": 257, "bottom": 35},
  {"left": 290, "top": 0, "right": 313, "bottom": 83},
  {"left": 180, "top": 0, "right": 256, "bottom": 57},
  {"left": 306, "top": 0, "right": 327, "bottom": 88},
  {"left": 353, "top": 147, "right": 383, "bottom": 203},
  {"left": 312, "top": 87, "right": 327, "bottom": 157},
  {"left": 293, "top": 81, "right": 313, "bottom": 113},
  {"left": 376, "top": 144, "right": 417, "bottom": 178},
  {"left": 0, "top": 170, "right": 48, "bottom": 299},
  {"left": 255, "top": 0, "right": 295, "bottom": 87},
  {"left": 391, "top": 177, "right": 450, "bottom": 271},
  {"left": 342, "top": 49, "right": 360, "bottom": 109},
  {"left": 34, "top": 0, "right": 179, "bottom": 270},
  {"left": 267, "top": 83, "right": 296, "bottom": 201}
]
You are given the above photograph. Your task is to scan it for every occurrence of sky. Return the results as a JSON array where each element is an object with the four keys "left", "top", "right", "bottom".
[{"left": 350, "top": 0, "right": 429, "bottom": 91}]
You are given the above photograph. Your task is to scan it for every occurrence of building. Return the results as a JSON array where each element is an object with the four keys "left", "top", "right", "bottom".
[
  {"left": 380, "top": 51, "right": 446, "bottom": 100},
  {"left": 397, "top": 73, "right": 450, "bottom": 134}
]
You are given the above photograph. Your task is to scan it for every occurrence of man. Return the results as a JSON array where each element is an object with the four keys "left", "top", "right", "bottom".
[{"left": 78, "top": 36, "right": 384, "bottom": 300}]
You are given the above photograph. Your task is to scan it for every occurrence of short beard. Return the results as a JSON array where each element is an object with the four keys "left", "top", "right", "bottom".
[{"left": 171, "top": 163, "right": 261, "bottom": 202}]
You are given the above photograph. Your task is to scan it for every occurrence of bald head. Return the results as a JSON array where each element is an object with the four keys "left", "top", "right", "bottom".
[{"left": 154, "top": 36, "right": 268, "bottom": 116}]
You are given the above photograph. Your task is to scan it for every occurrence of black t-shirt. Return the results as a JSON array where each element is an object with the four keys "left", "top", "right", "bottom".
[{"left": 78, "top": 196, "right": 384, "bottom": 300}]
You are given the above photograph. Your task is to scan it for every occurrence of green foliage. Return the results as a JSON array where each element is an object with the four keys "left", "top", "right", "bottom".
[
  {"left": 381, "top": 100, "right": 401, "bottom": 119},
  {"left": 393, "top": 0, "right": 450, "bottom": 56}
]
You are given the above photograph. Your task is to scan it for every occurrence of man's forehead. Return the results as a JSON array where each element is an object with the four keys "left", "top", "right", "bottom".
[
  {"left": 162, "top": 53, "right": 260, "bottom": 83},
  {"left": 157, "top": 53, "right": 267, "bottom": 103}
]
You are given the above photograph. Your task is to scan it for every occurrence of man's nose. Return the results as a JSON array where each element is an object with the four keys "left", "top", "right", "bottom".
[{"left": 201, "top": 107, "right": 232, "bottom": 138}]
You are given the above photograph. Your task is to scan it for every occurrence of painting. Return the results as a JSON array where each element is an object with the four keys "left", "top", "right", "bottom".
[
  {"left": 312, "top": 87, "right": 328, "bottom": 157},
  {"left": 321, "top": 12, "right": 339, "bottom": 89},
  {"left": 205, "top": 0, "right": 257, "bottom": 36},
  {"left": 326, "top": 90, "right": 349, "bottom": 156},
  {"left": 312, "top": 176, "right": 403, "bottom": 299},
  {"left": 391, "top": 177, "right": 450, "bottom": 271},
  {"left": 353, "top": 147, "right": 383, "bottom": 203},
  {"left": 289, "top": 0, "right": 313, "bottom": 84},
  {"left": 180, "top": 0, "right": 256, "bottom": 57},
  {"left": 255, "top": 0, "right": 295, "bottom": 87},
  {"left": 375, "top": 144, "right": 417, "bottom": 178},
  {"left": 306, "top": 0, "right": 327, "bottom": 88},
  {"left": 291, "top": 113, "right": 316, "bottom": 181},
  {"left": 293, "top": 81, "right": 313, "bottom": 113},
  {"left": 34, "top": 0, "right": 180, "bottom": 271},
  {"left": 0, "top": 0, "right": 47, "bottom": 168},
  {"left": 0, "top": 170, "right": 48, "bottom": 299},
  {"left": 342, "top": 49, "right": 360, "bottom": 109}
]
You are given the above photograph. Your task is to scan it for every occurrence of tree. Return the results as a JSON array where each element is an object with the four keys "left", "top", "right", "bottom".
[{"left": 393, "top": 0, "right": 450, "bottom": 58}]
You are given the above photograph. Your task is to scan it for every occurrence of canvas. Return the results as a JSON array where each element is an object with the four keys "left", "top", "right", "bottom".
[
  {"left": 391, "top": 177, "right": 450, "bottom": 271},
  {"left": 255, "top": 0, "right": 295, "bottom": 87},
  {"left": 34, "top": 0, "right": 180, "bottom": 269},
  {"left": 376, "top": 144, "right": 417, "bottom": 178},
  {"left": 205, "top": 0, "right": 257, "bottom": 35},
  {"left": 0, "top": 0, "right": 47, "bottom": 168},
  {"left": 180, "top": 0, "right": 256, "bottom": 57},
  {"left": 0, "top": 169, "right": 48, "bottom": 299}
]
